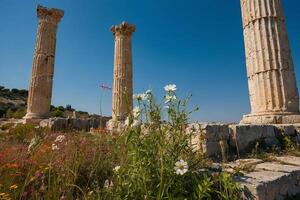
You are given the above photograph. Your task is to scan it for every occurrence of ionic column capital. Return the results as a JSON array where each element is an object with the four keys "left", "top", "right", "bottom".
[
  {"left": 37, "top": 5, "right": 64, "bottom": 25},
  {"left": 111, "top": 21, "right": 135, "bottom": 37}
]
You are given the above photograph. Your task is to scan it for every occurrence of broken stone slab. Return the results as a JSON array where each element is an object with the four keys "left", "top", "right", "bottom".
[
  {"left": 271, "top": 156, "right": 300, "bottom": 166},
  {"left": 40, "top": 118, "right": 103, "bottom": 131},
  {"left": 188, "top": 123, "right": 230, "bottom": 157},
  {"left": 229, "top": 125, "right": 276, "bottom": 152},
  {"left": 224, "top": 159, "right": 264, "bottom": 174},
  {"left": 188, "top": 123, "right": 230, "bottom": 141},
  {"left": 274, "top": 125, "right": 297, "bottom": 136},
  {"left": 235, "top": 156, "right": 300, "bottom": 200}
]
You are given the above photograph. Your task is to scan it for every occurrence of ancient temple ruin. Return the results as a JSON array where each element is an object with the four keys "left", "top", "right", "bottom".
[
  {"left": 240, "top": 0, "right": 300, "bottom": 124},
  {"left": 111, "top": 22, "right": 135, "bottom": 121},
  {"left": 24, "top": 5, "right": 64, "bottom": 122},
  {"left": 21, "top": 1, "right": 300, "bottom": 127}
]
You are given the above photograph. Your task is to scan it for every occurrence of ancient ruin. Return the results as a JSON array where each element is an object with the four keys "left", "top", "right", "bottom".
[
  {"left": 24, "top": 5, "right": 64, "bottom": 122},
  {"left": 240, "top": 0, "right": 300, "bottom": 124},
  {"left": 111, "top": 22, "right": 135, "bottom": 121}
]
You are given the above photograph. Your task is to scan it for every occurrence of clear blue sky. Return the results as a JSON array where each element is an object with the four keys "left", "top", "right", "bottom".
[{"left": 0, "top": 0, "right": 300, "bottom": 122}]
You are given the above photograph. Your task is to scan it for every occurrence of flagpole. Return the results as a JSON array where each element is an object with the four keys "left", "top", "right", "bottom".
[
  {"left": 99, "top": 88, "right": 103, "bottom": 128},
  {"left": 99, "top": 84, "right": 112, "bottom": 129}
]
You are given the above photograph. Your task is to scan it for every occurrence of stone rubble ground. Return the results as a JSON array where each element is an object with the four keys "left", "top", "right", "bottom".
[{"left": 226, "top": 156, "right": 300, "bottom": 200}]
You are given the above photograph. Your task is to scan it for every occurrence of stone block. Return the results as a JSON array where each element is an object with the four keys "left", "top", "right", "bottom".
[
  {"left": 188, "top": 123, "right": 229, "bottom": 141},
  {"left": 236, "top": 157, "right": 300, "bottom": 200},
  {"left": 188, "top": 123, "right": 230, "bottom": 157},
  {"left": 229, "top": 125, "right": 276, "bottom": 152},
  {"left": 274, "top": 125, "right": 296, "bottom": 136},
  {"left": 40, "top": 117, "right": 101, "bottom": 131}
]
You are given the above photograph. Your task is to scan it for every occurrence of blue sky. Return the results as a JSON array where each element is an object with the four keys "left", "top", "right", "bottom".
[{"left": 0, "top": 0, "right": 300, "bottom": 122}]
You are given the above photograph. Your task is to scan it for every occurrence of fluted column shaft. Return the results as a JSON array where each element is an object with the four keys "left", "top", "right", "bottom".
[
  {"left": 240, "top": 0, "right": 300, "bottom": 124},
  {"left": 111, "top": 22, "right": 135, "bottom": 121},
  {"left": 24, "top": 5, "right": 63, "bottom": 120}
]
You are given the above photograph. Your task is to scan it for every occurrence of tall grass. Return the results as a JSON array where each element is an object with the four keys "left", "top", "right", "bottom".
[{"left": 0, "top": 85, "right": 241, "bottom": 200}]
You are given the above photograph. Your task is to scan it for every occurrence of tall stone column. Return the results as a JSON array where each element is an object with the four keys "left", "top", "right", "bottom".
[
  {"left": 240, "top": 0, "right": 300, "bottom": 124},
  {"left": 24, "top": 5, "right": 64, "bottom": 122},
  {"left": 111, "top": 22, "right": 135, "bottom": 121}
]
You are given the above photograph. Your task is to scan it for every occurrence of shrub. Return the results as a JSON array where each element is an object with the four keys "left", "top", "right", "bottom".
[
  {"left": 12, "top": 108, "right": 26, "bottom": 119},
  {"left": 5, "top": 108, "right": 14, "bottom": 118},
  {"left": 0, "top": 85, "right": 242, "bottom": 200},
  {"left": 4, "top": 124, "right": 41, "bottom": 143},
  {"left": 109, "top": 85, "right": 241, "bottom": 199},
  {"left": 50, "top": 109, "right": 65, "bottom": 118}
]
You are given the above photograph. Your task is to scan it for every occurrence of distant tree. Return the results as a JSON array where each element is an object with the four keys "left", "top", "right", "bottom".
[
  {"left": 11, "top": 88, "right": 19, "bottom": 93},
  {"left": 18, "top": 89, "right": 28, "bottom": 97},
  {"left": 66, "top": 104, "right": 72, "bottom": 111},
  {"left": 50, "top": 109, "right": 64, "bottom": 118},
  {"left": 57, "top": 106, "right": 65, "bottom": 112},
  {"left": 5, "top": 109, "right": 13, "bottom": 118},
  {"left": 12, "top": 108, "right": 26, "bottom": 119},
  {"left": 0, "top": 86, "right": 4, "bottom": 91},
  {"left": 2, "top": 89, "right": 9, "bottom": 93},
  {"left": 78, "top": 111, "right": 88, "bottom": 115},
  {"left": 0, "top": 108, "right": 6, "bottom": 118},
  {"left": 50, "top": 105, "right": 56, "bottom": 111}
]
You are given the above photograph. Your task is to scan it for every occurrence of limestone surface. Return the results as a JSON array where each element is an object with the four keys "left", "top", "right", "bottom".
[
  {"left": 24, "top": 5, "right": 64, "bottom": 122},
  {"left": 235, "top": 156, "right": 300, "bottom": 200},
  {"left": 240, "top": 0, "right": 300, "bottom": 124},
  {"left": 111, "top": 22, "right": 135, "bottom": 121}
]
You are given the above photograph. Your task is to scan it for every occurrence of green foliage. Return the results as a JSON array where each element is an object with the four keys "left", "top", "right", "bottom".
[
  {"left": 8, "top": 108, "right": 26, "bottom": 119},
  {"left": 194, "top": 174, "right": 214, "bottom": 199},
  {"left": 0, "top": 123, "right": 14, "bottom": 131},
  {"left": 216, "top": 172, "right": 241, "bottom": 200},
  {"left": 4, "top": 124, "right": 42, "bottom": 143},
  {"left": 110, "top": 88, "right": 241, "bottom": 199},
  {"left": 0, "top": 86, "right": 242, "bottom": 200},
  {"left": 5, "top": 108, "right": 14, "bottom": 118},
  {"left": 50, "top": 109, "right": 65, "bottom": 118},
  {"left": 277, "top": 132, "right": 295, "bottom": 152}
]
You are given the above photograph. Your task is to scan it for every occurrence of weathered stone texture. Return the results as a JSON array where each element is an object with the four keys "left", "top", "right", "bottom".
[
  {"left": 24, "top": 5, "right": 64, "bottom": 121},
  {"left": 40, "top": 117, "right": 105, "bottom": 131},
  {"left": 236, "top": 157, "right": 300, "bottom": 200},
  {"left": 189, "top": 123, "right": 300, "bottom": 157},
  {"left": 111, "top": 22, "right": 135, "bottom": 121},
  {"left": 240, "top": 0, "right": 300, "bottom": 124},
  {"left": 188, "top": 123, "right": 230, "bottom": 157},
  {"left": 229, "top": 124, "right": 276, "bottom": 152}
]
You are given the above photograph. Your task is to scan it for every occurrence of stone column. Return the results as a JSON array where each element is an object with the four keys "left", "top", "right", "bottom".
[
  {"left": 24, "top": 5, "right": 64, "bottom": 122},
  {"left": 240, "top": 0, "right": 300, "bottom": 124},
  {"left": 111, "top": 22, "right": 135, "bottom": 121}
]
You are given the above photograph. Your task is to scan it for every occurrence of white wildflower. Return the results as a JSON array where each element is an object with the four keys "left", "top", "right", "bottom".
[
  {"left": 113, "top": 166, "right": 120, "bottom": 173},
  {"left": 131, "top": 120, "right": 141, "bottom": 128},
  {"left": 52, "top": 143, "right": 59, "bottom": 151},
  {"left": 28, "top": 137, "right": 37, "bottom": 152},
  {"left": 165, "top": 95, "right": 176, "bottom": 103},
  {"left": 174, "top": 159, "right": 188, "bottom": 175},
  {"left": 145, "top": 89, "right": 152, "bottom": 99},
  {"left": 132, "top": 106, "right": 141, "bottom": 118},
  {"left": 164, "top": 84, "right": 177, "bottom": 92},
  {"left": 55, "top": 135, "right": 66, "bottom": 143},
  {"left": 164, "top": 105, "right": 170, "bottom": 109},
  {"left": 133, "top": 93, "right": 147, "bottom": 101},
  {"left": 104, "top": 179, "right": 114, "bottom": 189},
  {"left": 125, "top": 116, "right": 130, "bottom": 126},
  {"left": 104, "top": 179, "right": 110, "bottom": 188}
]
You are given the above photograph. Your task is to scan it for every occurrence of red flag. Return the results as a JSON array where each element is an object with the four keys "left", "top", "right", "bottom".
[{"left": 100, "top": 84, "right": 112, "bottom": 90}]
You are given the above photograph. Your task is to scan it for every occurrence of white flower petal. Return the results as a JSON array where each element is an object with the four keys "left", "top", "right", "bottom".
[{"left": 164, "top": 84, "right": 177, "bottom": 92}]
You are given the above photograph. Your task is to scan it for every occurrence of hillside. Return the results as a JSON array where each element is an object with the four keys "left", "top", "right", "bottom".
[
  {"left": 0, "top": 86, "right": 27, "bottom": 118},
  {"left": 0, "top": 86, "right": 110, "bottom": 120}
]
